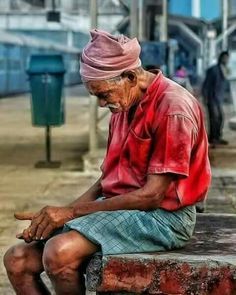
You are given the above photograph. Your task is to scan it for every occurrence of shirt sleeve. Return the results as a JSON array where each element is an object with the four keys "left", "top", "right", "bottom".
[{"left": 147, "top": 114, "right": 197, "bottom": 177}]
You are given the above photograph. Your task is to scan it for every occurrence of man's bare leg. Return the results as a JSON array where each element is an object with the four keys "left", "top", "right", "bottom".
[
  {"left": 43, "top": 230, "right": 98, "bottom": 295},
  {"left": 4, "top": 241, "right": 50, "bottom": 295}
]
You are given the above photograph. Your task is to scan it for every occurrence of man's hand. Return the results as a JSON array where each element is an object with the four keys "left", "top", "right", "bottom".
[
  {"left": 16, "top": 227, "right": 34, "bottom": 243},
  {"left": 14, "top": 212, "right": 35, "bottom": 243},
  {"left": 15, "top": 206, "right": 74, "bottom": 242}
]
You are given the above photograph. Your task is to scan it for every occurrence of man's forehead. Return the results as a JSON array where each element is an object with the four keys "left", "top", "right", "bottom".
[
  {"left": 89, "top": 90, "right": 112, "bottom": 97},
  {"left": 86, "top": 80, "right": 116, "bottom": 95}
]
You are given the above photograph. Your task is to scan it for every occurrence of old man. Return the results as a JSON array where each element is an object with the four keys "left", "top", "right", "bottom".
[{"left": 4, "top": 29, "right": 211, "bottom": 295}]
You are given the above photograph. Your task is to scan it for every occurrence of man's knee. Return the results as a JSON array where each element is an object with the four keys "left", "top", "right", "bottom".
[
  {"left": 4, "top": 244, "right": 28, "bottom": 275},
  {"left": 43, "top": 236, "right": 82, "bottom": 276}
]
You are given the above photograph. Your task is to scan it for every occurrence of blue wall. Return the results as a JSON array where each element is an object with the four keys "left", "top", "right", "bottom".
[
  {"left": 169, "top": 0, "right": 192, "bottom": 17},
  {"left": 200, "top": 0, "right": 220, "bottom": 20},
  {"left": 169, "top": 0, "right": 221, "bottom": 20}
]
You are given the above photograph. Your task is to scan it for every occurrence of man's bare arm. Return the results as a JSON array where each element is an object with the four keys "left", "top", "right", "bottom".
[
  {"left": 15, "top": 174, "right": 172, "bottom": 241},
  {"left": 73, "top": 174, "right": 173, "bottom": 217}
]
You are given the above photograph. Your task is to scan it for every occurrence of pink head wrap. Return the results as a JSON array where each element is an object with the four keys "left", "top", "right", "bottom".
[{"left": 80, "top": 29, "right": 141, "bottom": 82}]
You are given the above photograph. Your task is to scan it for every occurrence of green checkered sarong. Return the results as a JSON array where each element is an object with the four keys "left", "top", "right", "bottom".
[{"left": 64, "top": 201, "right": 196, "bottom": 255}]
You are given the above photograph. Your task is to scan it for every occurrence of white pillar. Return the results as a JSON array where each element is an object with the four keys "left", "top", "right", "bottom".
[
  {"left": 89, "top": 0, "right": 98, "bottom": 153},
  {"left": 168, "top": 40, "right": 178, "bottom": 77},
  {"left": 89, "top": 96, "right": 98, "bottom": 153},
  {"left": 45, "top": 0, "right": 51, "bottom": 9},
  {"left": 130, "top": 0, "right": 138, "bottom": 38},
  {"left": 209, "top": 38, "right": 217, "bottom": 66},
  {"left": 67, "top": 30, "right": 73, "bottom": 47},
  {"left": 160, "top": 0, "right": 168, "bottom": 42},
  {"left": 46, "top": 0, "right": 60, "bottom": 10},
  {"left": 90, "top": 0, "right": 98, "bottom": 28},
  {"left": 192, "top": 0, "right": 201, "bottom": 18},
  {"left": 197, "top": 58, "right": 203, "bottom": 76},
  {"left": 60, "top": 0, "right": 74, "bottom": 12},
  {"left": 138, "top": 0, "right": 144, "bottom": 40},
  {"left": 222, "top": 0, "right": 228, "bottom": 50},
  {"left": 207, "top": 28, "right": 217, "bottom": 66}
]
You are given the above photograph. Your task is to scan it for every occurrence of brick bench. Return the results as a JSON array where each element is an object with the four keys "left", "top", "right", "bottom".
[{"left": 86, "top": 214, "right": 236, "bottom": 295}]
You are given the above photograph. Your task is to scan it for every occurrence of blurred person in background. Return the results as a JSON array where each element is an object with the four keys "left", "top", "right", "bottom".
[
  {"left": 172, "top": 65, "right": 193, "bottom": 94},
  {"left": 175, "top": 65, "right": 188, "bottom": 78},
  {"left": 202, "top": 51, "right": 229, "bottom": 147}
]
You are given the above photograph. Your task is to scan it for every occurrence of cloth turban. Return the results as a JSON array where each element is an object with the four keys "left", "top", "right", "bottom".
[{"left": 80, "top": 29, "right": 141, "bottom": 82}]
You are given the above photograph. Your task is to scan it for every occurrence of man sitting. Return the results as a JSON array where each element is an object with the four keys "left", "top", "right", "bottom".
[{"left": 4, "top": 29, "right": 211, "bottom": 295}]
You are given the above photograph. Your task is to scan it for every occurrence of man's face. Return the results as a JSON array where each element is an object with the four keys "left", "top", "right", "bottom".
[
  {"left": 85, "top": 72, "right": 138, "bottom": 113},
  {"left": 221, "top": 54, "right": 229, "bottom": 66}
]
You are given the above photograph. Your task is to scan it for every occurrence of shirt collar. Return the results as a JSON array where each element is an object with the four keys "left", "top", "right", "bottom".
[{"left": 138, "top": 70, "right": 163, "bottom": 111}]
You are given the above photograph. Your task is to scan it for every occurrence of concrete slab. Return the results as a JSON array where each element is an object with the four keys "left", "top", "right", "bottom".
[{"left": 87, "top": 214, "right": 236, "bottom": 295}]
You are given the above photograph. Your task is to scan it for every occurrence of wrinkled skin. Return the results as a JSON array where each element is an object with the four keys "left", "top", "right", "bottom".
[
  {"left": 15, "top": 206, "right": 74, "bottom": 242},
  {"left": 86, "top": 69, "right": 155, "bottom": 112}
]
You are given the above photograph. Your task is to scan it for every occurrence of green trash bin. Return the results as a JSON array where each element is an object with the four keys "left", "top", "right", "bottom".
[
  {"left": 27, "top": 54, "right": 65, "bottom": 126},
  {"left": 27, "top": 54, "right": 66, "bottom": 168}
]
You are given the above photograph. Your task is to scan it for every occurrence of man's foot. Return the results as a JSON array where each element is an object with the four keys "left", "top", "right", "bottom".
[
  {"left": 196, "top": 202, "right": 205, "bottom": 213},
  {"left": 209, "top": 139, "right": 229, "bottom": 146},
  {"left": 209, "top": 142, "right": 216, "bottom": 149},
  {"left": 217, "top": 138, "right": 229, "bottom": 145}
]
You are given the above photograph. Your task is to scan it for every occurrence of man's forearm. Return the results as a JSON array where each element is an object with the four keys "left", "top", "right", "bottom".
[
  {"left": 69, "top": 177, "right": 102, "bottom": 207},
  {"left": 73, "top": 174, "right": 172, "bottom": 217},
  {"left": 73, "top": 188, "right": 162, "bottom": 218}
]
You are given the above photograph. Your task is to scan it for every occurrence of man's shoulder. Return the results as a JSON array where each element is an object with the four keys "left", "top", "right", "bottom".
[
  {"left": 159, "top": 77, "right": 196, "bottom": 109},
  {"left": 151, "top": 78, "right": 200, "bottom": 124},
  {"left": 208, "top": 64, "right": 217, "bottom": 70},
  {"left": 207, "top": 64, "right": 219, "bottom": 75}
]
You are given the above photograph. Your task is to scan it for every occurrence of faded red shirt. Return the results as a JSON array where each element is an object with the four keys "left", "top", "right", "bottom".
[{"left": 101, "top": 72, "right": 211, "bottom": 211}]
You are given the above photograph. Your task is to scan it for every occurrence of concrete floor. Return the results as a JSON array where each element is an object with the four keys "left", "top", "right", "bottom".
[
  {"left": 0, "top": 86, "right": 105, "bottom": 293},
  {"left": 0, "top": 86, "right": 236, "bottom": 294}
]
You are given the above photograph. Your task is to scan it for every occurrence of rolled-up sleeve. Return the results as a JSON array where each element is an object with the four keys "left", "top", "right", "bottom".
[{"left": 147, "top": 114, "right": 197, "bottom": 177}]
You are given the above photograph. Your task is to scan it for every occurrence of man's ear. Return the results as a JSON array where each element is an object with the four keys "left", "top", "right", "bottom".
[{"left": 121, "top": 70, "right": 137, "bottom": 86}]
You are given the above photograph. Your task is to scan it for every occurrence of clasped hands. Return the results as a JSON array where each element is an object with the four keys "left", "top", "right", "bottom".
[{"left": 15, "top": 206, "right": 74, "bottom": 243}]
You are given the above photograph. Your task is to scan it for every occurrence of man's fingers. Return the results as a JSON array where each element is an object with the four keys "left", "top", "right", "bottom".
[
  {"left": 22, "top": 229, "right": 33, "bottom": 243},
  {"left": 29, "top": 214, "right": 45, "bottom": 238},
  {"left": 16, "top": 233, "right": 24, "bottom": 239},
  {"left": 33, "top": 211, "right": 41, "bottom": 219},
  {"left": 41, "top": 224, "right": 54, "bottom": 240},
  {"left": 35, "top": 219, "right": 49, "bottom": 240},
  {"left": 14, "top": 212, "right": 35, "bottom": 220}
]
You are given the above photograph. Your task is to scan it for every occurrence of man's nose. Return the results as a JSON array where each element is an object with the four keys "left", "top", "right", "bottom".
[{"left": 98, "top": 98, "right": 107, "bottom": 107}]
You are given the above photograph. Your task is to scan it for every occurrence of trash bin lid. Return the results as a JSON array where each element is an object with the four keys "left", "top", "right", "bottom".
[{"left": 27, "top": 54, "right": 66, "bottom": 74}]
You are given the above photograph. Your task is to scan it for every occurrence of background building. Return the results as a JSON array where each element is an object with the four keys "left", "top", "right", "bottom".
[{"left": 0, "top": 0, "right": 236, "bottom": 84}]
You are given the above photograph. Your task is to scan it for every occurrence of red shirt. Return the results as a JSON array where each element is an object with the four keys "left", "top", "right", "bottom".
[{"left": 101, "top": 72, "right": 211, "bottom": 211}]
